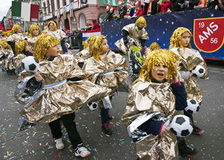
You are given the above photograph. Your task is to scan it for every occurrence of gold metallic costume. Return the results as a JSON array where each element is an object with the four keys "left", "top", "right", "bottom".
[
  {"left": 122, "top": 49, "right": 179, "bottom": 160},
  {"left": 15, "top": 54, "right": 111, "bottom": 123},
  {"left": 170, "top": 27, "right": 208, "bottom": 103},
  {"left": 122, "top": 80, "right": 179, "bottom": 160},
  {"left": 115, "top": 17, "right": 149, "bottom": 54},
  {"left": 82, "top": 50, "right": 129, "bottom": 91},
  {"left": 43, "top": 21, "right": 66, "bottom": 41}
]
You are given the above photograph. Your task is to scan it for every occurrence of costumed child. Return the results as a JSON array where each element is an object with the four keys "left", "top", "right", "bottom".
[
  {"left": 0, "top": 39, "right": 14, "bottom": 74},
  {"left": 115, "top": 16, "right": 149, "bottom": 81},
  {"left": 122, "top": 49, "right": 197, "bottom": 159},
  {"left": 83, "top": 35, "right": 129, "bottom": 135},
  {"left": 169, "top": 27, "right": 208, "bottom": 135},
  {"left": 27, "top": 23, "right": 42, "bottom": 47},
  {"left": 43, "top": 21, "right": 68, "bottom": 53},
  {"left": 7, "top": 24, "right": 25, "bottom": 55},
  {"left": 14, "top": 34, "right": 111, "bottom": 158}
]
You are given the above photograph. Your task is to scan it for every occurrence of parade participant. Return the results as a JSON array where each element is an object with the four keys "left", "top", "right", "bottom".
[
  {"left": 149, "top": 41, "right": 161, "bottom": 51},
  {"left": 43, "top": 21, "right": 68, "bottom": 53},
  {"left": 115, "top": 16, "right": 149, "bottom": 55},
  {"left": 0, "top": 39, "right": 14, "bottom": 74},
  {"left": 122, "top": 49, "right": 197, "bottom": 159},
  {"left": 169, "top": 27, "right": 208, "bottom": 135},
  {"left": 74, "top": 34, "right": 98, "bottom": 68},
  {"left": 14, "top": 34, "right": 111, "bottom": 158},
  {"left": 7, "top": 24, "right": 25, "bottom": 55},
  {"left": 83, "top": 35, "right": 129, "bottom": 135},
  {"left": 27, "top": 23, "right": 42, "bottom": 47}
]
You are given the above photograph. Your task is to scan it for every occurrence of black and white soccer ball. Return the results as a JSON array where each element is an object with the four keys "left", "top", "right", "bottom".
[
  {"left": 170, "top": 115, "right": 193, "bottom": 137},
  {"left": 185, "top": 99, "right": 200, "bottom": 114},
  {"left": 22, "top": 56, "right": 39, "bottom": 73},
  {"left": 87, "top": 101, "right": 98, "bottom": 111},
  {"left": 192, "top": 65, "right": 205, "bottom": 78}
]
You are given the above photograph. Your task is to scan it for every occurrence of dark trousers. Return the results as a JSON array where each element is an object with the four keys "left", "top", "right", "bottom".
[
  {"left": 184, "top": 110, "right": 194, "bottom": 125},
  {"left": 99, "top": 100, "right": 109, "bottom": 124},
  {"left": 48, "top": 112, "right": 82, "bottom": 149},
  {"left": 61, "top": 39, "right": 68, "bottom": 52}
]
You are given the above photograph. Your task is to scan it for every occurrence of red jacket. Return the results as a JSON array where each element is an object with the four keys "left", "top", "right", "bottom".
[{"left": 159, "top": 1, "right": 171, "bottom": 13}]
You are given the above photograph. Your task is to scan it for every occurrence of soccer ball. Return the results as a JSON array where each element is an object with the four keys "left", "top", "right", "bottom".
[
  {"left": 22, "top": 56, "right": 39, "bottom": 73},
  {"left": 192, "top": 65, "right": 205, "bottom": 78},
  {"left": 185, "top": 99, "right": 200, "bottom": 114},
  {"left": 87, "top": 101, "right": 98, "bottom": 111},
  {"left": 170, "top": 115, "right": 193, "bottom": 137}
]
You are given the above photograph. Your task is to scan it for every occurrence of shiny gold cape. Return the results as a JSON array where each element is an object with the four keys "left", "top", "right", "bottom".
[
  {"left": 0, "top": 49, "right": 14, "bottom": 70},
  {"left": 7, "top": 33, "right": 24, "bottom": 42},
  {"left": 122, "top": 79, "right": 179, "bottom": 160},
  {"left": 74, "top": 48, "right": 89, "bottom": 63},
  {"left": 171, "top": 47, "right": 208, "bottom": 103},
  {"left": 115, "top": 24, "right": 149, "bottom": 54},
  {"left": 82, "top": 50, "right": 129, "bottom": 91},
  {"left": 43, "top": 29, "right": 66, "bottom": 41},
  {"left": 15, "top": 54, "right": 111, "bottom": 123}
]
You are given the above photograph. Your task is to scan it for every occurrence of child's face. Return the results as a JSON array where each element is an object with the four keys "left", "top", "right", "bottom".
[
  {"left": 49, "top": 23, "right": 55, "bottom": 31},
  {"left": 101, "top": 39, "right": 109, "bottom": 54},
  {"left": 151, "top": 64, "right": 168, "bottom": 82},
  {"left": 17, "top": 28, "right": 22, "bottom": 33},
  {"left": 180, "top": 31, "right": 191, "bottom": 47},
  {"left": 46, "top": 45, "right": 59, "bottom": 58},
  {"left": 32, "top": 28, "right": 40, "bottom": 36}
]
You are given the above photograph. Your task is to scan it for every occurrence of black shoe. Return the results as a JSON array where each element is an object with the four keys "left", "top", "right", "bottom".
[
  {"left": 178, "top": 139, "right": 198, "bottom": 157},
  {"left": 192, "top": 125, "right": 205, "bottom": 135},
  {"left": 102, "top": 122, "right": 112, "bottom": 135}
]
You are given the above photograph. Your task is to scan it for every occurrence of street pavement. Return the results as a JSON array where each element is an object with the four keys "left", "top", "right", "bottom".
[{"left": 0, "top": 52, "right": 224, "bottom": 160}]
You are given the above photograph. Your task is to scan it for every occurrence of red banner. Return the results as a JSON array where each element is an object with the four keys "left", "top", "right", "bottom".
[
  {"left": 194, "top": 17, "right": 224, "bottom": 53},
  {"left": 30, "top": 4, "right": 39, "bottom": 22}
]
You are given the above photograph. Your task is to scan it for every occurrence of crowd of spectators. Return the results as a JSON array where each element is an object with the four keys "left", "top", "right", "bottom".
[{"left": 103, "top": 0, "right": 224, "bottom": 21}]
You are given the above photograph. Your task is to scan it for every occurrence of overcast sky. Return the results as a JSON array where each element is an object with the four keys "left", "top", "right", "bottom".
[{"left": 0, "top": 0, "right": 12, "bottom": 21}]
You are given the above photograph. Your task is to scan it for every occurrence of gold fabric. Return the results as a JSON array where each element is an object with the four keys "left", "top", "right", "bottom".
[
  {"left": 16, "top": 54, "right": 111, "bottom": 123},
  {"left": 171, "top": 47, "right": 208, "bottom": 103},
  {"left": 7, "top": 33, "right": 24, "bottom": 42},
  {"left": 0, "top": 49, "right": 15, "bottom": 70},
  {"left": 43, "top": 29, "right": 66, "bottom": 41},
  {"left": 122, "top": 79, "right": 179, "bottom": 160},
  {"left": 27, "top": 36, "right": 38, "bottom": 46},
  {"left": 115, "top": 24, "right": 149, "bottom": 54},
  {"left": 74, "top": 49, "right": 89, "bottom": 63},
  {"left": 83, "top": 50, "right": 129, "bottom": 90}
]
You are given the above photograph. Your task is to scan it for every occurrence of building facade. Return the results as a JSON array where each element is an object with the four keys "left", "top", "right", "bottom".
[{"left": 41, "top": 0, "right": 109, "bottom": 31}]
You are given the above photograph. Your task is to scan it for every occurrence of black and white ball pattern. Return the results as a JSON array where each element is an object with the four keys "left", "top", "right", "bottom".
[
  {"left": 185, "top": 99, "right": 200, "bottom": 114},
  {"left": 22, "top": 56, "right": 39, "bottom": 73},
  {"left": 87, "top": 102, "right": 98, "bottom": 111},
  {"left": 170, "top": 115, "right": 193, "bottom": 137},
  {"left": 192, "top": 65, "right": 205, "bottom": 78}
]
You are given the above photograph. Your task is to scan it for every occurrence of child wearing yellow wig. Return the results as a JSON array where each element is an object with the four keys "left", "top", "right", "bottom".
[
  {"left": 27, "top": 23, "right": 42, "bottom": 46},
  {"left": 7, "top": 24, "right": 25, "bottom": 55},
  {"left": 83, "top": 35, "right": 128, "bottom": 135},
  {"left": 122, "top": 49, "right": 197, "bottom": 159},
  {"left": 43, "top": 21, "right": 68, "bottom": 53},
  {"left": 15, "top": 34, "right": 112, "bottom": 158},
  {"left": 170, "top": 27, "right": 208, "bottom": 135}
]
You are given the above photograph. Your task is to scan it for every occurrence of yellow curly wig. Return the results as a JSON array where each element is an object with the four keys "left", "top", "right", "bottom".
[
  {"left": 136, "top": 16, "right": 147, "bottom": 28},
  {"left": 89, "top": 35, "right": 106, "bottom": 61},
  {"left": 149, "top": 42, "right": 160, "bottom": 51},
  {"left": 47, "top": 21, "right": 57, "bottom": 31},
  {"left": 15, "top": 40, "right": 28, "bottom": 55},
  {"left": 11, "top": 24, "right": 22, "bottom": 34},
  {"left": 83, "top": 34, "right": 98, "bottom": 50},
  {"left": 137, "top": 49, "right": 179, "bottom": 83},
  {"left": 0, "top": 39, "right": 11, "bottom": 50},
  {"left": 33, "top": 34, "right": 60, "bottom": 61},
  {"left": 29, "top": 23, "right": 42, "bottom": 38},
  {"left": 170, "top": 27, "right": 192, "bottom": 49}
]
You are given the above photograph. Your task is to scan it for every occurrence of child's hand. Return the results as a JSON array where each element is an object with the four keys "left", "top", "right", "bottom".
[
  {"left": 161, "top": 125, "right": 170, "bottom": 135},
  {"left": 34, "top": 72, "right": 43, "bottom": 82}
]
